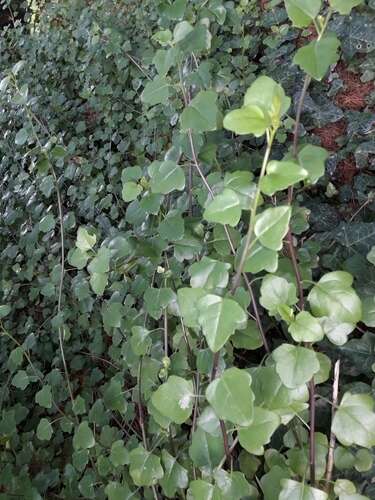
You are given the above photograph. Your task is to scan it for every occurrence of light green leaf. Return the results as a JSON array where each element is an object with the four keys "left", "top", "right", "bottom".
[
  {"left": 189, "top": 428, "right": 224, "bottom": 470},
  {"left": 314, "top": 352, "right": 332, "bottom": 384},
  {"left": 244, "top": 75, "right": 290, "bottom": 123},
  {"left": 187, "top": 480, "right": 221, "bottom": 500},
  {"left": 223, "top": 104, "right": 270, "bottom": 137},
  {"left": 35, "top": 385, "right": 52, "bottom": 409},
  {"left": 279, "top": 479, "right": 328, "bottom": 500},
  {"left": 254, "top": 206, "right": 291, "bottom": 251},
  {"left": 180, "top": 90, "right": 219, "bottom": 132},
  {"left": 289, "top": 311, "right": 324, "bottom": 343},
  {"left": 0, "top": 304, "right": 11, "bottom": 318},
  {"left": 238, "top": 407, "right": 280, "bottom": 455},
  {"left": 103, "top": 378, "right": 127, "bottom": 413},
  {"left": 39, "top": 213, "right": 55, "bottom": 233},
  {"left": 236, "top": 240, "right": 278, "bottom": 274},
  {"left": 152, "top": 376, "right": 194, "bottom": 424},
  {"left": 122, "top": 181, "right": 142, "bottom": 202},
  {"left": 88, "top": 247, "right": 110, "bottom": 274},
  {"left": 68, "top": 248, "right": 89, "bottom": 270},
  {"left": 76, "top": 227, "right": 96, "bottom": 251},
  {"left": 37, "top": 418, "right": 53, "bottom": 441},
  {"left": 130, "top": 326, "right": 151, "bottom": 356},
  {"left": 12, "top": 370, "right": 30, "bottom": 390},
  {"left": 73, "top": 421, "right": 95, "bottom": 450},
  {"left": 206, "top": 368, "right": 254, "bottom": 426},
  {"left": 307, "top": 271, "right": 362, "bottom": 340},
  {"left": 89, "top": 272, "right": 108, "bottom": 296},
  {"left": 284, "top": 0, "right": 322, "bottom": 28},
  {"left": 197, "top": 295, "right": 247, "bottom": 352},
  {"left": 144, "top": 287, "right": 175, "bottom": 320},
  {"left": 298, "top": 144, "right": 328, "bottom": 184},
  {"left": 189, "top": 257, "right": 231, "bottom": 290},
  {"left": 153, "top": 47, "right": 178, "bottom": 76},
  {"left": 177, "top": 287, "right": 207, "bottom": 328},
  {"left": 329, "top": 0, "right": 364, "bottom": 15},
  {"left": 109, "top": 440, "right": 129, "bottom": 467},
  {"left": 273, "top": 344, "right": 321, "bottom": 389},
  {"left": 160, "top": 450, "right": 189, "bottom": 498},
  {"left": 223, "top": 171, "right": 257, "bottom": 210},
  {"left": 204, "top": 188, "right": 241, "bottom": 227},
  {"left": 15, "top": 128, "right": 28, "bottom": 146},
  {"left": 260, "top": 160, "right": 308, "bottom": 196},
  {"left": 129, "top": 445, "right": 164, "bottom": 487},
  {"left": 159, "top": 211, "right": 184, "bottom": 241},
  {"left": 354, "top": 448, "right": 373, "bottom": 472},
  {"left": 141, "top": 76, "right": 169, "bottom": 106},
  {"left": 176, "top": 22, "right": 212, "bottom": 53},
  {"left": 214, "top": 470, "right": 255, "bottom": 499},
  {"left": 260, "top": 274, "right": 297, "bottom": 315},
  {"left": 149, "top": 160, "right": 185, "bottom": 194},
  {"left": 334, "top": 479, "right": 356, "bottom": 496},
  {"left": 231, "top": 320, "right": 263, "bottom": 350},
  {"left": 332, "top": 392, "right": 375, "bottom": 448},
  {"left": 293, "top": 34, "right": 341, "bottom": 81}
]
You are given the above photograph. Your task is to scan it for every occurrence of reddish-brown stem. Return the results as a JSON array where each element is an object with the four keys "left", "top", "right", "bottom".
[
  {"left": 286, "top": 228, "right": 305, "bottom": 311},
  {"left": 309, "top": 378, "right": 316, "bottom": 486}
]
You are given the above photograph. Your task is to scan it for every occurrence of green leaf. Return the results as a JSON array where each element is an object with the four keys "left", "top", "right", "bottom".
[
  {"left": 130, "top": 326, "right": 151, "bottom": 356},
  {"left": 279, "top": 479, "right": 328, "bottom": 500},
  {"left": 177, "top": 287, "right": 207, "bottom": 328},
  {"left": 204, "top": 189, "right": 241, "bottom": 227},
  {"left": 15, "top": 128, "right": 28, "bottom": 146},
  {"left": 334, "top": 479, "right": 356, "bottom": 496},
  {"left": 293, "top": 34, "right": 341, "bottom": 81},
  {"left": 231, "top": 320, "right": 263, "bottom": 350},
  {"left": 189, "top": 428, "right": 224, "bottom": 470},
  {"left": 206, "top": 368, "right": 254, "bottom": 426},
  {"left": 223, "top": 104, "right": 270, "bottom": 137},
  {"left": 103, "top": 378, "right": 127, "bottom": 413},
  {"left": 175, "top": 22, "right": 212, "bottom": 53},
  {"left": 236, "top": 240, "right": 278, "bottom": 274},
  {"left": 76, "top": 227, "right": 96, "bottom": 251},
  {"left": 159, "top": 211, "right": 185, "bottom": 241},
  {"left": 144, "top": 287, "right": 174, "bottom": 320},
  {"left": 197, "top": 295, "right": 247, "bottom": 352},
  {"left": 39, "top": 213, "right": 55, "bottom": 233},
  {"left": 187, "top": 480, "right": 221, "bottom": 500},
  {"left": 332, "top": 392, "right": 375, "bottom": 448},
  {"left": 153, "top": 47, "right": 178, "bottom": 76},
  {"left": 0, "top": 304, "right": 11, "bottom": 318},
  {"left": 298, "top": 145, "right": 328, "bottom": 184},
  {"left": 189, "top": 257, "right": 231, "bottom": 290},
  {"left": 148, "top": 160, "right": 185, "bottom": 194},
  {"left": 273, "top": 344, "right": 321, "bottom": 389},
  {"left": 244, "top": 75, "right": 291, "bottom": 122},
  {"left": 238, "top": 407, "right": 280, "bottom": 455},
  {"left": 284, "top": 0, "right": 322, "bottom": 28},
  {"left": 314, "top": 352, "right": 332, "bottom": 384},
  {"left": 260, "top": 160, "right": 308, "bottom": 196},
  {"left": 88, "top": 247, "right": 110, "bottom": 274},
  {"left": 36, "top": 418, "right": 53, "bottom": 441},
  {"left": 160, "top": 450, "right": 189, "bottom": 498},
  {"left": 68, "top": 248, "right": 89, "bottom": 270},
  {"left": 152, "top": 376, "right": 194, "bottom": 424},
  {"left": 260, "top": 274, "right": 297, "bottom": 315},
  {"left": 73, "top": 421, "right": 95, "bottom": 450},
  {"left": 329, "top": 0, "right": 364, "bottom": 15},
  {"left": 122, "top": 181, "right": 142, "bottom": 202},
  {"left": 89, "top": 272, "right": 108, "bottom": 296},
  {"left": 109, "top": 440, "right": 129, "bottom": 467},
  {"left": 254, "top": 206, "right": 291, "bottom": 251},
  {"left": 307, "top": 271, "right": 362, "bottom": 342},
  {"left": 223, "top": 171, "right": 257, "bottom": 210},
  {"left": 214, "top": 470, "right": 255, "bottom": 499},
  {"left": 180, "top": 90, "right": 219, "bottom": 132},
  {"left": 261, "top": 466, "right": 291, "bottom": 500},
  {"left": 12, "top": 370, "right": 30, "bottom": 390},
  {"left": 289, "top": 311, "right": 324, "bottom": 343},
  {"left": 354, "top": 448, "right": 373, "bottom": 472},
  {"left": 129, "top": 445, "right": 164, "bottom": 486},
  {"left": 35, "top": 385, "right": 52, "bottom": 409},
  {"left": 141, "top": 76, "right": 169, "bottom": 106},
  {"left": 105, "top": 482, "right": 131, "bottom": 500}
]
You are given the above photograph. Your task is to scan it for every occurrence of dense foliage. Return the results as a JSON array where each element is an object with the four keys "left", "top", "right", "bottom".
[{"left": 0, "top": 1, "right": 375, "bottom": 499}]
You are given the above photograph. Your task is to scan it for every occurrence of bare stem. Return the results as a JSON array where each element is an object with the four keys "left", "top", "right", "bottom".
[
  {"left": 231, "top": 129, "right": 276, "bottom": 293},
  {"left": 325, "top": 360, "right": 340, "bottom": 492},
  {"left": 164, "top": 309, "right": 168, "bottom": 358},
  {"left": 309, "top": 378, "right": 316, "bottom": 486}
]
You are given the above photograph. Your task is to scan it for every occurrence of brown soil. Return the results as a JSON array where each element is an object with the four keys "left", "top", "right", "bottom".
[
  {"left": 334, "top": 63, "right": 374, "bottom": 111},
  {"left": 313, "top": 118, "right": 347, "bottom": 152}
]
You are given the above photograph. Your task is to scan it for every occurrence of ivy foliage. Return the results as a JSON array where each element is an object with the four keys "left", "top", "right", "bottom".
[{"left": 0, "top": 0, "right": 375, "bottom": 499}]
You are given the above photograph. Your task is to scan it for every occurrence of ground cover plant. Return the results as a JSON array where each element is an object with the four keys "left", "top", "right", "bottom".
[{"left": 0, "top": 0, "right": 375, "bottom": 498}]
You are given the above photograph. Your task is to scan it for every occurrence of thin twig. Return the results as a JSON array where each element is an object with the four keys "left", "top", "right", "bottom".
[
  {"left": 309, "top": 378, "right": 316, "bottom": 486},
  {"left": 325, "top": 360, "right": 340, "bottom": 492},
  {"left": 163, "top": 309, "right": 168, "bottom": 358}
]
